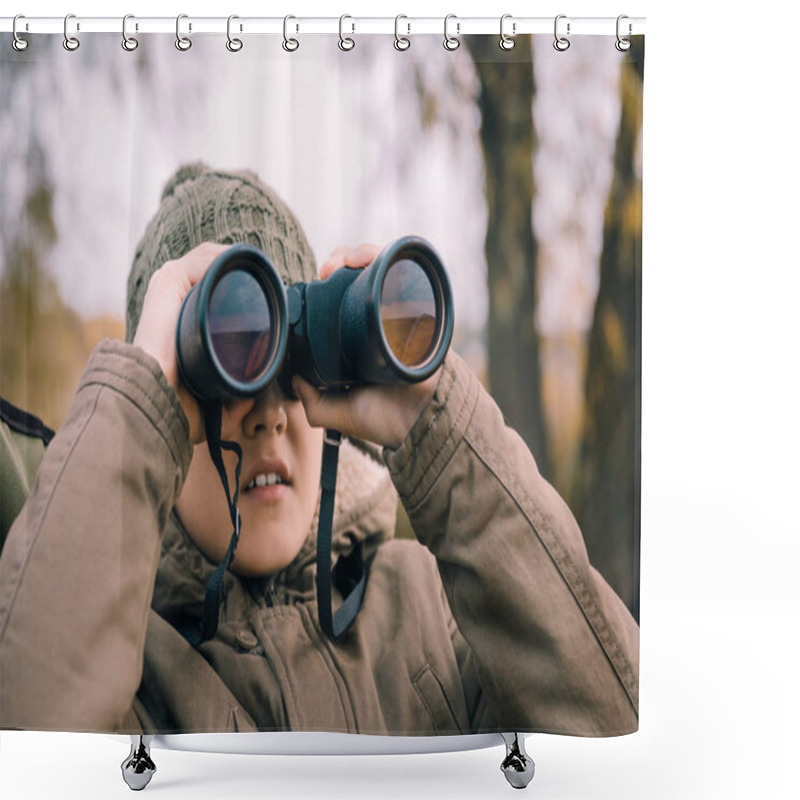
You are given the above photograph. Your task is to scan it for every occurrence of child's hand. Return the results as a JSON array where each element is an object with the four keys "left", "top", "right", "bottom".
[
  {"left": 291, "top": 244, "right": 441, "bottom": 449},
  {"left": 132, "top": 242, "right": 230, "bottom": 443}
]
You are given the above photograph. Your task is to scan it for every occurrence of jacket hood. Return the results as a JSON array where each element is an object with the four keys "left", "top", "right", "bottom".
[{"left": 151, "top": 438, "right": 397, "bottom": 627}]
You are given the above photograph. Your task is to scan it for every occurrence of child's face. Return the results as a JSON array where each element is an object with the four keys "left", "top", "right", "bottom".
[{"left": 176, "top": 382, "right": 324, "bottom": 577}]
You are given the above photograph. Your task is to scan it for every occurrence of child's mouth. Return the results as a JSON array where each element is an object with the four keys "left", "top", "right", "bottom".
[
  {"left": 242, "top": 457, "right": 291, "bottom": 500},
  {"left": 245, "top": 473, "right": 287, "bottom": 490}
]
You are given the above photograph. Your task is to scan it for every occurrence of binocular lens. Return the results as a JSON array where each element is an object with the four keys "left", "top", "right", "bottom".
[
  {"left": 380, "top": 259, "right": 438, "bottom": 368},
  {"left": 177, "top": 238, "right": 452, "bottom": 400},
  {"left": 208, "top": 270, "right": 274, "bottom": 384},
  {"left": 177, "top": 244, "right": 289, "bottom": 400}
]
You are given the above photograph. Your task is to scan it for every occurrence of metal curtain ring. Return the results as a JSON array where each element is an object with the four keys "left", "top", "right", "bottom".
[
  {"left": 227, "top": 15, "right": 243, "bottom": 52},
  {"left": 499, "top": 14, "right": 516, "bottom": 51},
  {"left": 616, "top": 14, "right": 632, "bottom": 51},
  {"left": 394, "top": 15, "right": 410, "bottom": 51},
  {"left": 553, "top": 14, "right": 570, "bottom": 51},
  {"left": 443, "top": 14, "right": 460, "bottom": 51},
  {"left": 122, "top": 14, "right": 139, "bottom": 51},
  {"left": 339, "top": 14, "right": 355, "bottom": 51},
  {"left": 283, "top": 15, "right": 299, "bottom": 52},
  {"left": 63, "top": 13, "right": 80, "bottom": 51},
  {"left": 176, "top": 14, "right": 192, "bottom": 51},
  {"left": 12, "top": 15, "right": 28, "bottom": 51}
]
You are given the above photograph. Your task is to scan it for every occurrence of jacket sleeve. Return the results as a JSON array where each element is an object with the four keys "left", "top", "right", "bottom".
[
  {"left": 0, "top": 340, "right": 192, "bottom": 732},
  {"left": 384, "top": 351, "right": 639, "bottom": 736}
]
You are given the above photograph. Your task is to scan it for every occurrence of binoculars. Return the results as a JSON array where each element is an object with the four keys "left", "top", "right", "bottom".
[{"left": 176, "top": 236, "right": 454, "bottom": 401}]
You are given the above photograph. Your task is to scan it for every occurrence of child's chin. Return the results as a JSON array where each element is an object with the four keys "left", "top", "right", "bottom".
[{"left": 230, "top": 526, "right": 308, "bottom": 578}]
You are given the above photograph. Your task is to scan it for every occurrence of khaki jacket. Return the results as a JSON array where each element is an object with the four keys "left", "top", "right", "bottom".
[{"left": 0, "top": 340, "right": 638, "bottom": 736}]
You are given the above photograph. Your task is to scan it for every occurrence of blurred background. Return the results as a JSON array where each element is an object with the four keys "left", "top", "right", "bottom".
[{"left": 0, "top": 32, "right": 643, "bottom": 616}]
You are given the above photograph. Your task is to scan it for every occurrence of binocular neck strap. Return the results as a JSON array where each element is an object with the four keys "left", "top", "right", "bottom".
[
  {"left": 316, "top": 429, "right": 367, "bottom": 640},
  {"left": 183, "top": 414, "right": 364, "bottom": 645},
  {"left": 186, "top": 401, "right": 243, "bottom": 646}
]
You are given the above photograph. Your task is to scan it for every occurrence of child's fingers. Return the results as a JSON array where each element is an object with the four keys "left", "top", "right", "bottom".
[
  {"left": 291, "top": 371, "right": 437, "bottom": 449},
  {"left": 291, "top": 376, "right": 356, "bottom": 434},
  {"left": 133, "top": 242, "right": 230, "bottom": 443},
  {"left": 160, "top": 242, "right": 230, "bottom": 293},
  {"left": 141, "top": 242, "right": 230, "bottom": 325},
  {"left": 319, "top": 243, "right": 381, "bottom": 279}
]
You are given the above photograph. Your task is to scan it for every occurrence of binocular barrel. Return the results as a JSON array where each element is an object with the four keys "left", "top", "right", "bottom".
[
  {"left": 177, "top": 246, "right": 289, "bottom": 401},
  {"left": 176, "top": 236, "right": 454, "bottom": 401}
]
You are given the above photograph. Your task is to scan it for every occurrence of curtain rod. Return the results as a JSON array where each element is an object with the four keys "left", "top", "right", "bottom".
[{"left": 1, "top": 16, "right": 646, "bottom": 37}]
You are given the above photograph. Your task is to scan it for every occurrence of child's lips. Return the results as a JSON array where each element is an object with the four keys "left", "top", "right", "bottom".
[
  {"left": 243, "top": 482, "right": 289, "bottom": 503},
  {"left": 242, "top": 456, "right": 291, "bottom": 497}
]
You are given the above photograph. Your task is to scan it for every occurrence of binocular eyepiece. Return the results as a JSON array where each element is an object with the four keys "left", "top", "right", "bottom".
[{"left": 176, "top": 236, "right": 454, "bottom": 401}]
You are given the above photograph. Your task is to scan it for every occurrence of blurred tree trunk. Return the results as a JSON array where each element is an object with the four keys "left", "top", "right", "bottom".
[
  {"left": 573, "top": 39, "right": 645, "bottom": 620},
  {"left": 465, "top": 36, "right": 549, "bottom": 475},
  {"left": 0, "top": 140, "right": 72, "bottom": 428}
]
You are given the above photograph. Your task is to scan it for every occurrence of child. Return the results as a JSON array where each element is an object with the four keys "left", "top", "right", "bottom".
[{"left": 0, "top": 163, "right": 638, "bottom": 737}]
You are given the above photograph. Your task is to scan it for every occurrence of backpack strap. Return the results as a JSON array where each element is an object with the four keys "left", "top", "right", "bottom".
[{"left": 0, "top": 397, "right": 55, "bottom": 445}]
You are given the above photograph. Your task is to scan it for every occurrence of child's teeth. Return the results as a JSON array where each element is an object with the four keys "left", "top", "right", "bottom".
[{"left": 253, "top": 473, "right": 280, "bottom": 488}]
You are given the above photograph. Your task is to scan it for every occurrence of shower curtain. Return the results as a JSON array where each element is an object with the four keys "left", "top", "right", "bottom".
[{"left": 0, "top": 22, "right": 643, "bottom": 742}]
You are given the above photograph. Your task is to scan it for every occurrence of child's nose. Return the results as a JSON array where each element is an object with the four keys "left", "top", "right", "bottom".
[{"left": 241, "top": 383, "right": 288, "bottom": 438}]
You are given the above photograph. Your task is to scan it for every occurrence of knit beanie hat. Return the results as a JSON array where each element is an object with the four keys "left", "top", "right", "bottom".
[{"left": 126, "top": 163, "right": 317, "bottom": 341}]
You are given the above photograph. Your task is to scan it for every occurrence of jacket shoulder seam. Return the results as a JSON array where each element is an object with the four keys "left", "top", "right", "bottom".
[
  {"left": 80, "top": 369, "right": 186, "bottom": 472},
  {"left": 403, "top": 365, "right": 478, "bottom": 510}
]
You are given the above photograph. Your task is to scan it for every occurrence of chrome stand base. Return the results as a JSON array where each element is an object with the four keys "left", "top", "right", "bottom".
[
  {"left": 500, "top": 733, "right": 535, "bottom": 789},
  {"left": 118, "top": 732, "right": 532, "bottom": 790},
  {"left": 121, "top": 735, "right": 156, "bottom": 791}
]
